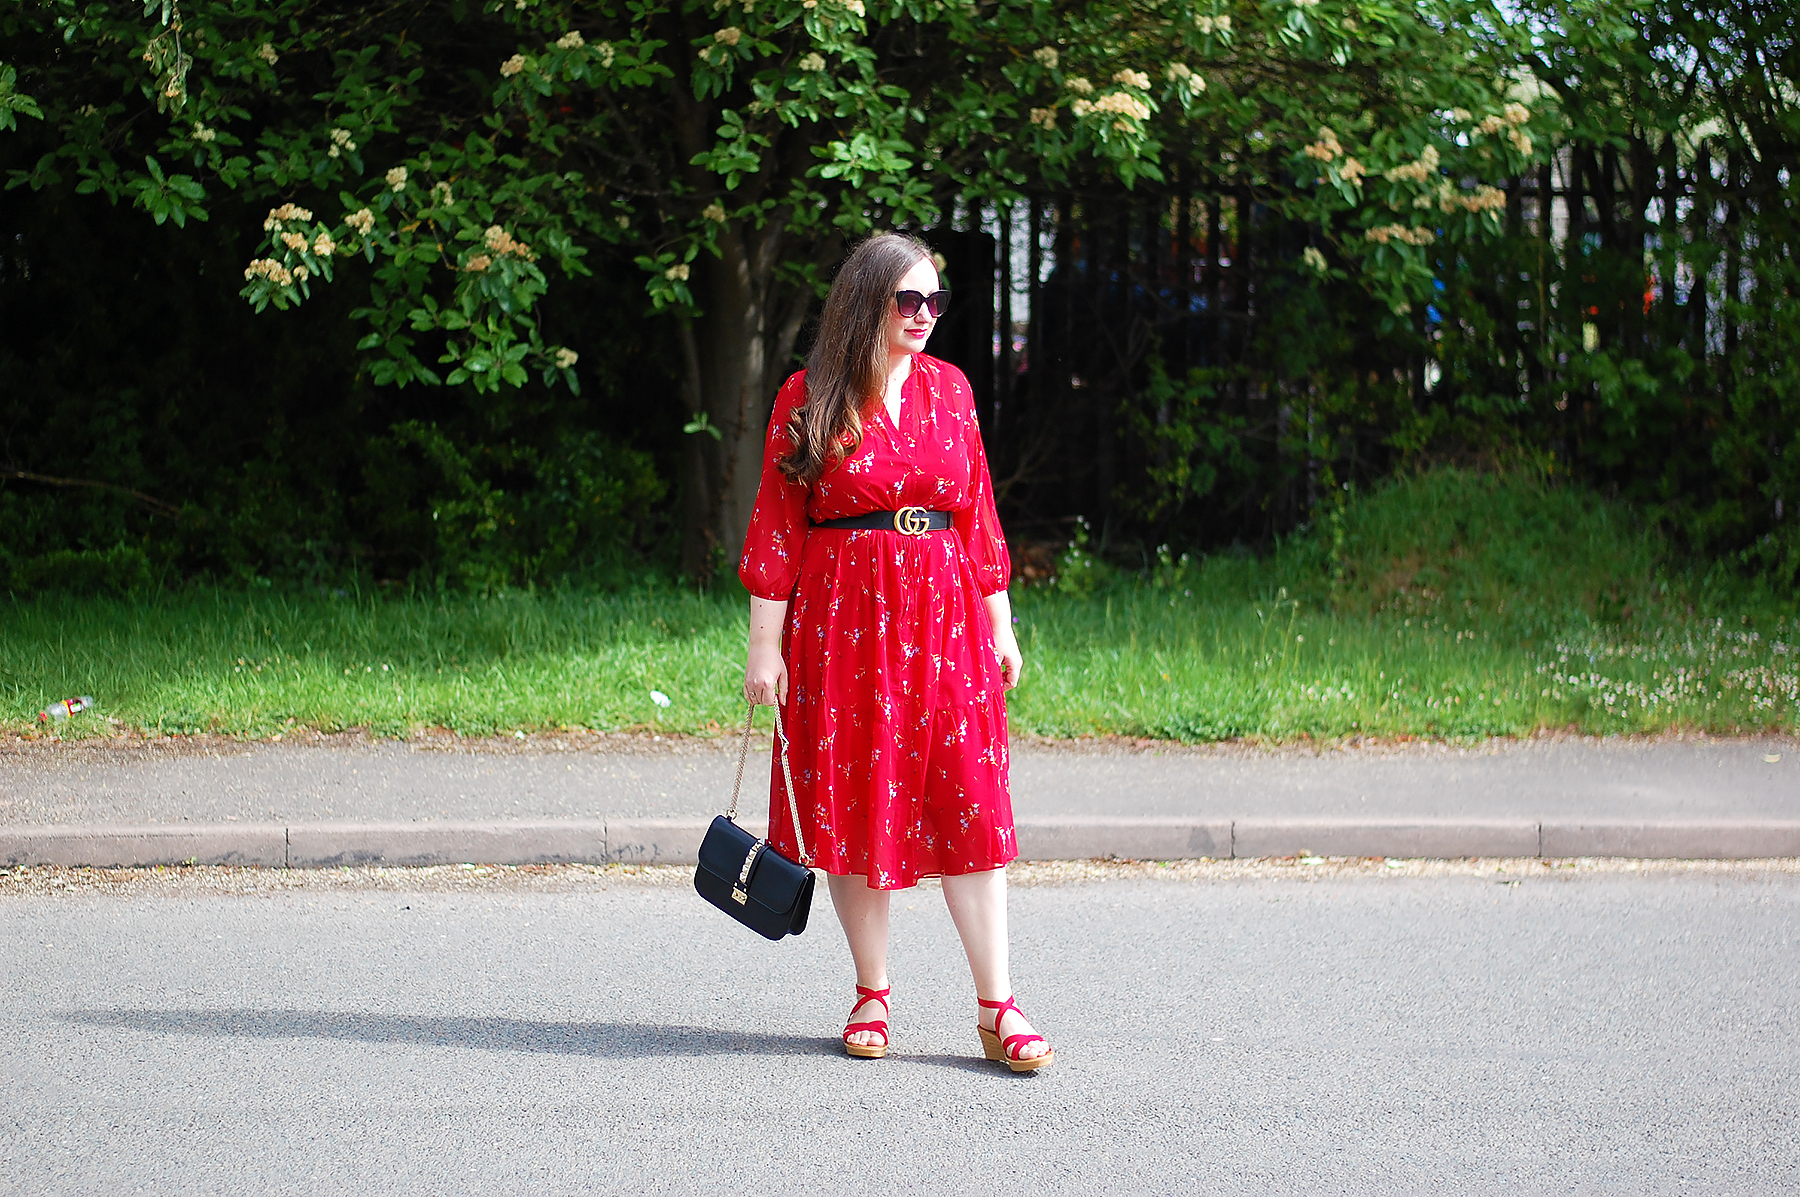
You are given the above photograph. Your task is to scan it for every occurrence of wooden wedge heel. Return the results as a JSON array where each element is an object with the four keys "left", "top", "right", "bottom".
[
  {"left": 843, "top": 984, "right": 891, "bottom": 1059},
  {"left": 976, "top": 994, "right": 1053, "bottom": 1072}
]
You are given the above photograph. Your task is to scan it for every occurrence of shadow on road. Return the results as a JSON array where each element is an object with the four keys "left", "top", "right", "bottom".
[
  {"left": 63, "top": 1009, "right": 1022, "bottom": 1073},
  {"left": 65, "top": 1008, "right": 837, "bottom": 1059}
]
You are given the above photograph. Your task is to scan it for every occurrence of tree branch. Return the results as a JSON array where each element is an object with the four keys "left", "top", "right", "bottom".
[{"left": 1, "top": 471, "right": 181, "bottom": 516}]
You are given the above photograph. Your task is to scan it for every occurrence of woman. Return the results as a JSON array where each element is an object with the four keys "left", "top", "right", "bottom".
[{"left": 739, "top": 233, "right": 1053, "bottom": 1072}]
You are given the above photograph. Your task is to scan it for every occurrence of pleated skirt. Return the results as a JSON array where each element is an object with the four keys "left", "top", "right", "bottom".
[{"left": 767, "top": 525, "right": 1016, "bottom": 891}]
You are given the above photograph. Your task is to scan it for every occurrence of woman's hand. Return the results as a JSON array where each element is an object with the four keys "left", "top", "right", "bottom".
[
  {"left": 744, "top": 596, "right": 791, "bottom": 706},
  {"left": 983, "top": 590, "right": 1025, "bottom": 691}
]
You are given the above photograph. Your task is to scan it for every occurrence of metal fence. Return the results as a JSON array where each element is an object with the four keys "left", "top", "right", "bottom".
[{"left": 919, "top": 136, "right": 1788, "bottom": 557}]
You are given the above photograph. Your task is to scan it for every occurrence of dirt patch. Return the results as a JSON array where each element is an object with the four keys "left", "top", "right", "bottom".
[
  {"left": 0, "top": 724, "right": 746, "bottom": 766},
  {"left": 6, "top": 722, "right": 1793, "bottom": 767}
]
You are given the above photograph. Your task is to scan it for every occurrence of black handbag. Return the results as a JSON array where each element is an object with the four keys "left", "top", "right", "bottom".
[{"left": 693, "top": 703, "right": 815, "bottom": 940}]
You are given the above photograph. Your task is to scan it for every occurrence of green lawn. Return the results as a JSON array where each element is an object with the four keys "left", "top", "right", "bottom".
[{"left": 5, "top": 470, "right": 1796, "bottom": 741}]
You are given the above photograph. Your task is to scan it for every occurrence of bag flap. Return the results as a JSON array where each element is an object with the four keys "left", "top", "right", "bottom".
[
  {"left": 746, "top": 845, "right": 810, "bottom": 912},
  {"left": 696, "top": 815, "right": 758, "bottom": 882}
]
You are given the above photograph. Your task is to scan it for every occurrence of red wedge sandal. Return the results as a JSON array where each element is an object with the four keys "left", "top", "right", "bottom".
[
  {"left": 976, "top": 994, "right": 1054, "bottom": 1072},
  {"left": 843, "top": 984, "right": 891, "bottom": 1059}
]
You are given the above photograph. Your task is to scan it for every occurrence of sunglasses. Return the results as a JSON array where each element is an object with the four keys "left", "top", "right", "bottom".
[{"left": 895, "top": 289, "right": 951, "bottom": 319}]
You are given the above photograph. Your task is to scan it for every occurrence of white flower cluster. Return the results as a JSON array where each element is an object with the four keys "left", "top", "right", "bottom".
[
  {"left": 556, "top": 30, "right": 584, "bottom": 49},
  {"left": 281, "top": 231, "right": 308, "bottom": 252},
  {"left": 798, "top": 52, "right": 826, "bottom": 71},
  {"left": 1066, "top": 76, "right": 1094, "bottom": 95},
  {"left": 1195, "top": 13, "right": 1231, "bottom": 33},
  {"left": 1301, "top": 246, "right": 1328, "bottom": 274},
  {"left": 701, "top": 27, "right": 742, "bottom": 61},
  {"left": 554, "top": 348, "right": 579, "bottom": 369},
  {"left": 1033, "top": 47, "right": 1059, "bottom": 69},
  {"left": 245, "top": 258, "right": 295, "bottom": 286},
  {"left": 385, "top": 166, "right": 408, "bottom": 191},
  {"left": 482, "top": 224, "right": 538, "bottom": 262},
  {"left": 263, "top": 203, "right": 313, "bottom": 231},
  {"left": 1419, "top": 182, "right": 1506, "bottom": 214},
  {"left": 431, "top": 182, "right": 454, "bottom": 206},
  {"left": 500, "top": 54, "right": 528, "bottom": 76},
  {"left": 345, "top": 207, "right": 375, "bottom": 235},
  {"left": 1093, "top": 92, "right": 1151, "bottom": 121},
  {"left": 596, "top": 42, "right": 616, "bottom": 68},
  {"left": 1475, "top": 103, "right": 1533, "bottom": 153},
  {"left": 1302, "top": 126, "right": 1343, "bottom": 162},
  {"left": 1029, "top": 107, "right": 1056, "bottom": 130},
  {"left": 702, "top": 202, "right": 727, "bottom": 222},
  {"left": 312, "top": 232, "right": 336, "bottom": 256},
  {"left": 328, "top": 127, "right": 357, "bottom": 158},
  {"left": 191, "top": 122, "right": 216, "bottom": 143},
  {"left": 665, "top": 263, "right": 690, "bottom": 281},
  {"left": 256, "top": 43, "right": 279, "bottom": 65},
  {"left": 1364, "top": 224, "right": 1435, "bottom": 246},
  {"left": 1113, "top": 68, "right": 1151, "bottom": 90},
  {"left": 1382, "top": 143, "right": 1440, "bottom": 184}
]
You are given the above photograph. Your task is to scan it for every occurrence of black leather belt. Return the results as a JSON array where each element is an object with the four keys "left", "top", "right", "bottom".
[{"left": 812, "top": 507, "right": 952, "bottom": 535}]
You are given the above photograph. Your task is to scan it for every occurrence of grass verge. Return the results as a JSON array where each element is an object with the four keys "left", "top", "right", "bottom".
[{"left": 4, "top": 469, "right": 1796, "bottom": 742}]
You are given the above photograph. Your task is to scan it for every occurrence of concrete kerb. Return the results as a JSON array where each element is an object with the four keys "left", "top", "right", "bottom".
[
  {"left": 0, "top": 824, "right": 288, "bottom": 869},
  {"left": 6, "top": 818, "right": 1800, "bottom": 868},
  {"left": 285, "top": 821, "right": 610, "bottom": 868},
  {"left": 1233, "top": 818, "right": 1541, "bottom": 860}
]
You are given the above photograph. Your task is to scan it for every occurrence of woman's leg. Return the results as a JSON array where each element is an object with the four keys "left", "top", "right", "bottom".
[
  {"left": 940, "top": 868, "right": 1050, "bottom": 1060},
  {"left": 828, "top": 872, "right": 892, "bottom": 1048}
]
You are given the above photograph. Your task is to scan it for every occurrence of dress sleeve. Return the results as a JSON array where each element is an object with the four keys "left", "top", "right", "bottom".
[
  {"left": 950, "top": 375, "right": 1012, "bottom": 597},
  {"left": 738, "top": 372, "right": 811, "bottom": 601}
]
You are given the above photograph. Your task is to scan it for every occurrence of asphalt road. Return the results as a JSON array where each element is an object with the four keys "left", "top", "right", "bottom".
[
  {"left": 5, "top": 865, "right": 1797, "bottom": 1194},
  {"left": 1, "top": 732, "right": 1793, "bottom": 826}
]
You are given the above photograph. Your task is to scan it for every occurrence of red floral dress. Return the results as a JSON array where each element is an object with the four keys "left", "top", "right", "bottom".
[{"left": 739, "top": 354, "right": 1016, "bottom": 890}]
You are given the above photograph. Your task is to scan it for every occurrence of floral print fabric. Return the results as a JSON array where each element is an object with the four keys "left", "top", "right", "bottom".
[{"left": 739, "top": 355, "right": 1016, "bottom": 890}]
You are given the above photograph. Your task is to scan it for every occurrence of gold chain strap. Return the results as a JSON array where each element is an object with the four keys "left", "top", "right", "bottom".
[{"left": 726, "top": 702, "right": 810, "bottom": 866}]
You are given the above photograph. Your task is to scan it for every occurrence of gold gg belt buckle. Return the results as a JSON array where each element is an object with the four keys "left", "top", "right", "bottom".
[{"left": 893, "top": 506, "right": 931, "bottom": 536}]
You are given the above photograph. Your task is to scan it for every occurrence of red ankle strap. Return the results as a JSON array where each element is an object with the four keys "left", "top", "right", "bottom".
[
  {"left": 977, "top": 994, "right": 1020, "bottom": 1019},
  {"left": 856, "top": 984, "right": 891, "bottom": 1000}
]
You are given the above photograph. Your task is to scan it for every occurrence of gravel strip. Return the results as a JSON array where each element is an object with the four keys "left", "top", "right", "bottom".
[{"left": 3, "top": 855, "right": 1795, "bottom": 898}]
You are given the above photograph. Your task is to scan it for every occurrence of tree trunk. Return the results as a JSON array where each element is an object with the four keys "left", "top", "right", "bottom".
[{"left": 676, "top": 221, "right": 816, "bottom": 580}]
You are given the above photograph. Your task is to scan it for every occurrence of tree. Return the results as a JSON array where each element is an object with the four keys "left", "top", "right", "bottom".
[{"left": 4, "top": 0, "right": 1543, "bottom": 575}]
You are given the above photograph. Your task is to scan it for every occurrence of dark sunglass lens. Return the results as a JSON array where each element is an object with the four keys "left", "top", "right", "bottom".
[
  {"left": 895, "top": 291, "right": 923, "bottom": 318},
  {"left": 925, "top": 291, "right": 950, "bottom": 318}
]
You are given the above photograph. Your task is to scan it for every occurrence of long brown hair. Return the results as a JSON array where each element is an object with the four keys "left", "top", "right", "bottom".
[{"left": 778, "top": 233, "right": 934, "bottom": 485}]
